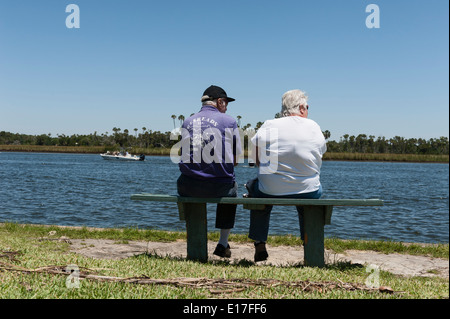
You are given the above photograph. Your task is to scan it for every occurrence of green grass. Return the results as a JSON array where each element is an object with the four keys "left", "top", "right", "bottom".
[
  {"left": 0, "top": 144, "right": 108, "bottom": 154},
  {"left": 2, "top": 222, "right": 447, "bottom": 258},
  {"left": 324, "top": 237, "right": 448, "bottom": 259},
  {"left": 323, "top": 152, "right": 449, "bottom": 163},
  {"left": 1, "top": 145, "right": 448, "bottom": 162},
  {"left": 0, "top": 223, "right": 448, "bottom": 299}
]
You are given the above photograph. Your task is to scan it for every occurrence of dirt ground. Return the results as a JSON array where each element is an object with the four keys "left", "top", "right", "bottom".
[{"left": 69, "top": 239, "right": 449, "bottom": 279}]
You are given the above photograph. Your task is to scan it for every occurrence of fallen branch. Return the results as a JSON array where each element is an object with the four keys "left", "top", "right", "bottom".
[
  {"left": 0, "top": 261, "right": 398, "bottom": 295},
  {"left": 0, "top": 250, "right": 22, "bottom": 262}
]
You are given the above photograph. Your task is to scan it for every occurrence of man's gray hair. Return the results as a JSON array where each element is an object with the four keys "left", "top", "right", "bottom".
[
  {"left": 201, "top": 95, "right": 217, "bottom": 107},
  {"left": 281, "top": 89, "right": 308, "bottom": 117}
]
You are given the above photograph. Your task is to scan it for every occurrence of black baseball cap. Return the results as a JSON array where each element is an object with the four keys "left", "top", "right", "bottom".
[{"left": 202, "top": 85, "right": 235, "bottom": 102}]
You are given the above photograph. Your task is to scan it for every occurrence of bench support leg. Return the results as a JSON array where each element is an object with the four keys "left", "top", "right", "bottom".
[
  {"left": 184, "top": 203, "right": 208, "bottom": 262},
  {"left": 303, "top": 206, "right": 325, "bottom": 267}
]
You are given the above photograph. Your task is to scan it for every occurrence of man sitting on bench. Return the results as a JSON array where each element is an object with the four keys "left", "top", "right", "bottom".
[
  {"left": 177, "top": 85, "right": 242, "bottom": 258},
  {"left": 247, "top": 89, "right": 327, "bottom": 262}
]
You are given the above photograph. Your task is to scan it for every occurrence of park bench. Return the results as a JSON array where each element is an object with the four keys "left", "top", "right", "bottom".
[{"left": 130, "top": 194, "right": 383, "bottom": 267}]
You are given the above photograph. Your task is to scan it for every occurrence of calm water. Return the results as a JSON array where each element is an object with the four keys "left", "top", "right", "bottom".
[{"left": 0, "top": 152, "right": 448, "bottom": 244}]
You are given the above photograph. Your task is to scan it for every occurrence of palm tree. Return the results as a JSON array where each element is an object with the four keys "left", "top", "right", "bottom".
[
  {"left": 236, "top": 115, "right": 242, "bottom": 127},
  {"left": 178, "top": 115, "right": 185, "bottom": 127},
  {"left": 171, "top": 115, "right": 176, "bottom": 129},
  {"left": 255, "top": 121, "right": 264, "bottom": 131}
]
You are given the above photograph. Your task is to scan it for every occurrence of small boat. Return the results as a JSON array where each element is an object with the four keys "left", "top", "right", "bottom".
[{"left": 100, "top": 151, "right": 145, "bottom": 161}]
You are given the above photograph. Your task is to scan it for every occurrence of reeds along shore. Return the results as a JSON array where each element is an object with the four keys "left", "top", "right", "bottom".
[{"left": 0, "top": 144, "right": 448, "bottom": 163}]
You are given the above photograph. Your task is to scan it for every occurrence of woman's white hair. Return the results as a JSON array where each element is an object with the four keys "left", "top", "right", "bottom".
[{"left": 281, "top": 89, "right": 308, "bottom": 117}]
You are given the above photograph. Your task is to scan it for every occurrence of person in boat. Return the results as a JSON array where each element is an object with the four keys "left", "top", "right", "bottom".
[
  {"left": 177, "top": 85, "right": 242, "bottom": 258},
  {"left": 246, "top": 89, "right": 327, "bottom": 262}
]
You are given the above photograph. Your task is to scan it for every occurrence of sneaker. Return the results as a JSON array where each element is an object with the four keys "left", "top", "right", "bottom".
[
  {"left": 254, "top": 242, "right": 268, "bottom": 262},
  {"left": 213, "top": 244, "right": 231, "bottom": 258}
]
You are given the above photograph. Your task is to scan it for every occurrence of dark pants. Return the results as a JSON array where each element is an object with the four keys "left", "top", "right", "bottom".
[
  {"left": 177, "top": 174, "right": 237, "bottom": 229},
  {"left": 246, "top": 178, "right": 323, "bottom": 242}
]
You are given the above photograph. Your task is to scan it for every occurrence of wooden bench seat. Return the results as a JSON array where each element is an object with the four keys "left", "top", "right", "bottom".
[{"left": 131, "top": 193, "right": 383, "bottom": 267}]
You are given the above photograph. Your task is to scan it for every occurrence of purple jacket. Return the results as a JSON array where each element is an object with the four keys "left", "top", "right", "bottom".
[{"left": 178, "top": 105, "right": 242, "bottom": 183}]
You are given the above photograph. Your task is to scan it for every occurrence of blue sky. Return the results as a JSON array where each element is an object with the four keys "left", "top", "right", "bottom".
[{"left": 0, "top": 0, "right": 448, "bottom": 141}]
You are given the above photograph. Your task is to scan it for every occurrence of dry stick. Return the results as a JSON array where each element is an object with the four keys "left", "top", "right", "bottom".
[{"left": 0, "top": 261, "right": 396, "bottom": 294}]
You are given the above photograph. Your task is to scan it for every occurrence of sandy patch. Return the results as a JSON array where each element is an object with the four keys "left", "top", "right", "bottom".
[{"left": 69, "top": 239, "right": 449, "bottom": 279}]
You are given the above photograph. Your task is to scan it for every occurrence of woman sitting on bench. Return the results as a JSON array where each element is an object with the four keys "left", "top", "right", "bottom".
[{"left": 247, "top": 89, "right": 327, "bottom": 262}]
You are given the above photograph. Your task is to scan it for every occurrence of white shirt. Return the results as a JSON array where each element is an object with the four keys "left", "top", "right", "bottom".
[{"left": 250, "top": 116, "right": 327, "bottom": 195}]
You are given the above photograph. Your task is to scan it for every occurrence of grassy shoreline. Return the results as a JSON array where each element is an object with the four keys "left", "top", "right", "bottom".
[
  {"left": 2, "top": 222, "right": 447, "bottom": 258},
  {"left": 1, "top": 144, "right": 449, "bottom": 162},
  {"left": 0, "top": 222, "right": 448, "bottom": 299}
]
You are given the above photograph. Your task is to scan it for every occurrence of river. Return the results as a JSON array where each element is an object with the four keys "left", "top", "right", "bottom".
[{"left": 0, "top": 152, "right": 448, "bottom": 244}]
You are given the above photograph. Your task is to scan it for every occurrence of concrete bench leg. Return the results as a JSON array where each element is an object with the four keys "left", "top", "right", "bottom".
[
  {"left": 303, "top": 206, "right": 325, "bottom": 267},
  {"left": 184, "top": 203, "right": 208, "bottom": 262}
]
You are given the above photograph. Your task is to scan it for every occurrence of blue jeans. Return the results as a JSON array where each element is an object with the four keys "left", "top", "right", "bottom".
[
  {"left": 246, "top": 178, "right": 323, "bottom": 242},
  {"left": 177, "top": 174, "right": 238, "bottom": 229}
]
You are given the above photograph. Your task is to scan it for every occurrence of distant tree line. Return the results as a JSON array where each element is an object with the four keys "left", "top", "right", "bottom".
[
  {"left": 0, "top": 128, "right": 174, "bottom": 149},
  {"left": 325, "top": 134, "right": 448, "bottom": 155},
  {"left": 1, "top": 115, "right": 449, "bottom": 155}
]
